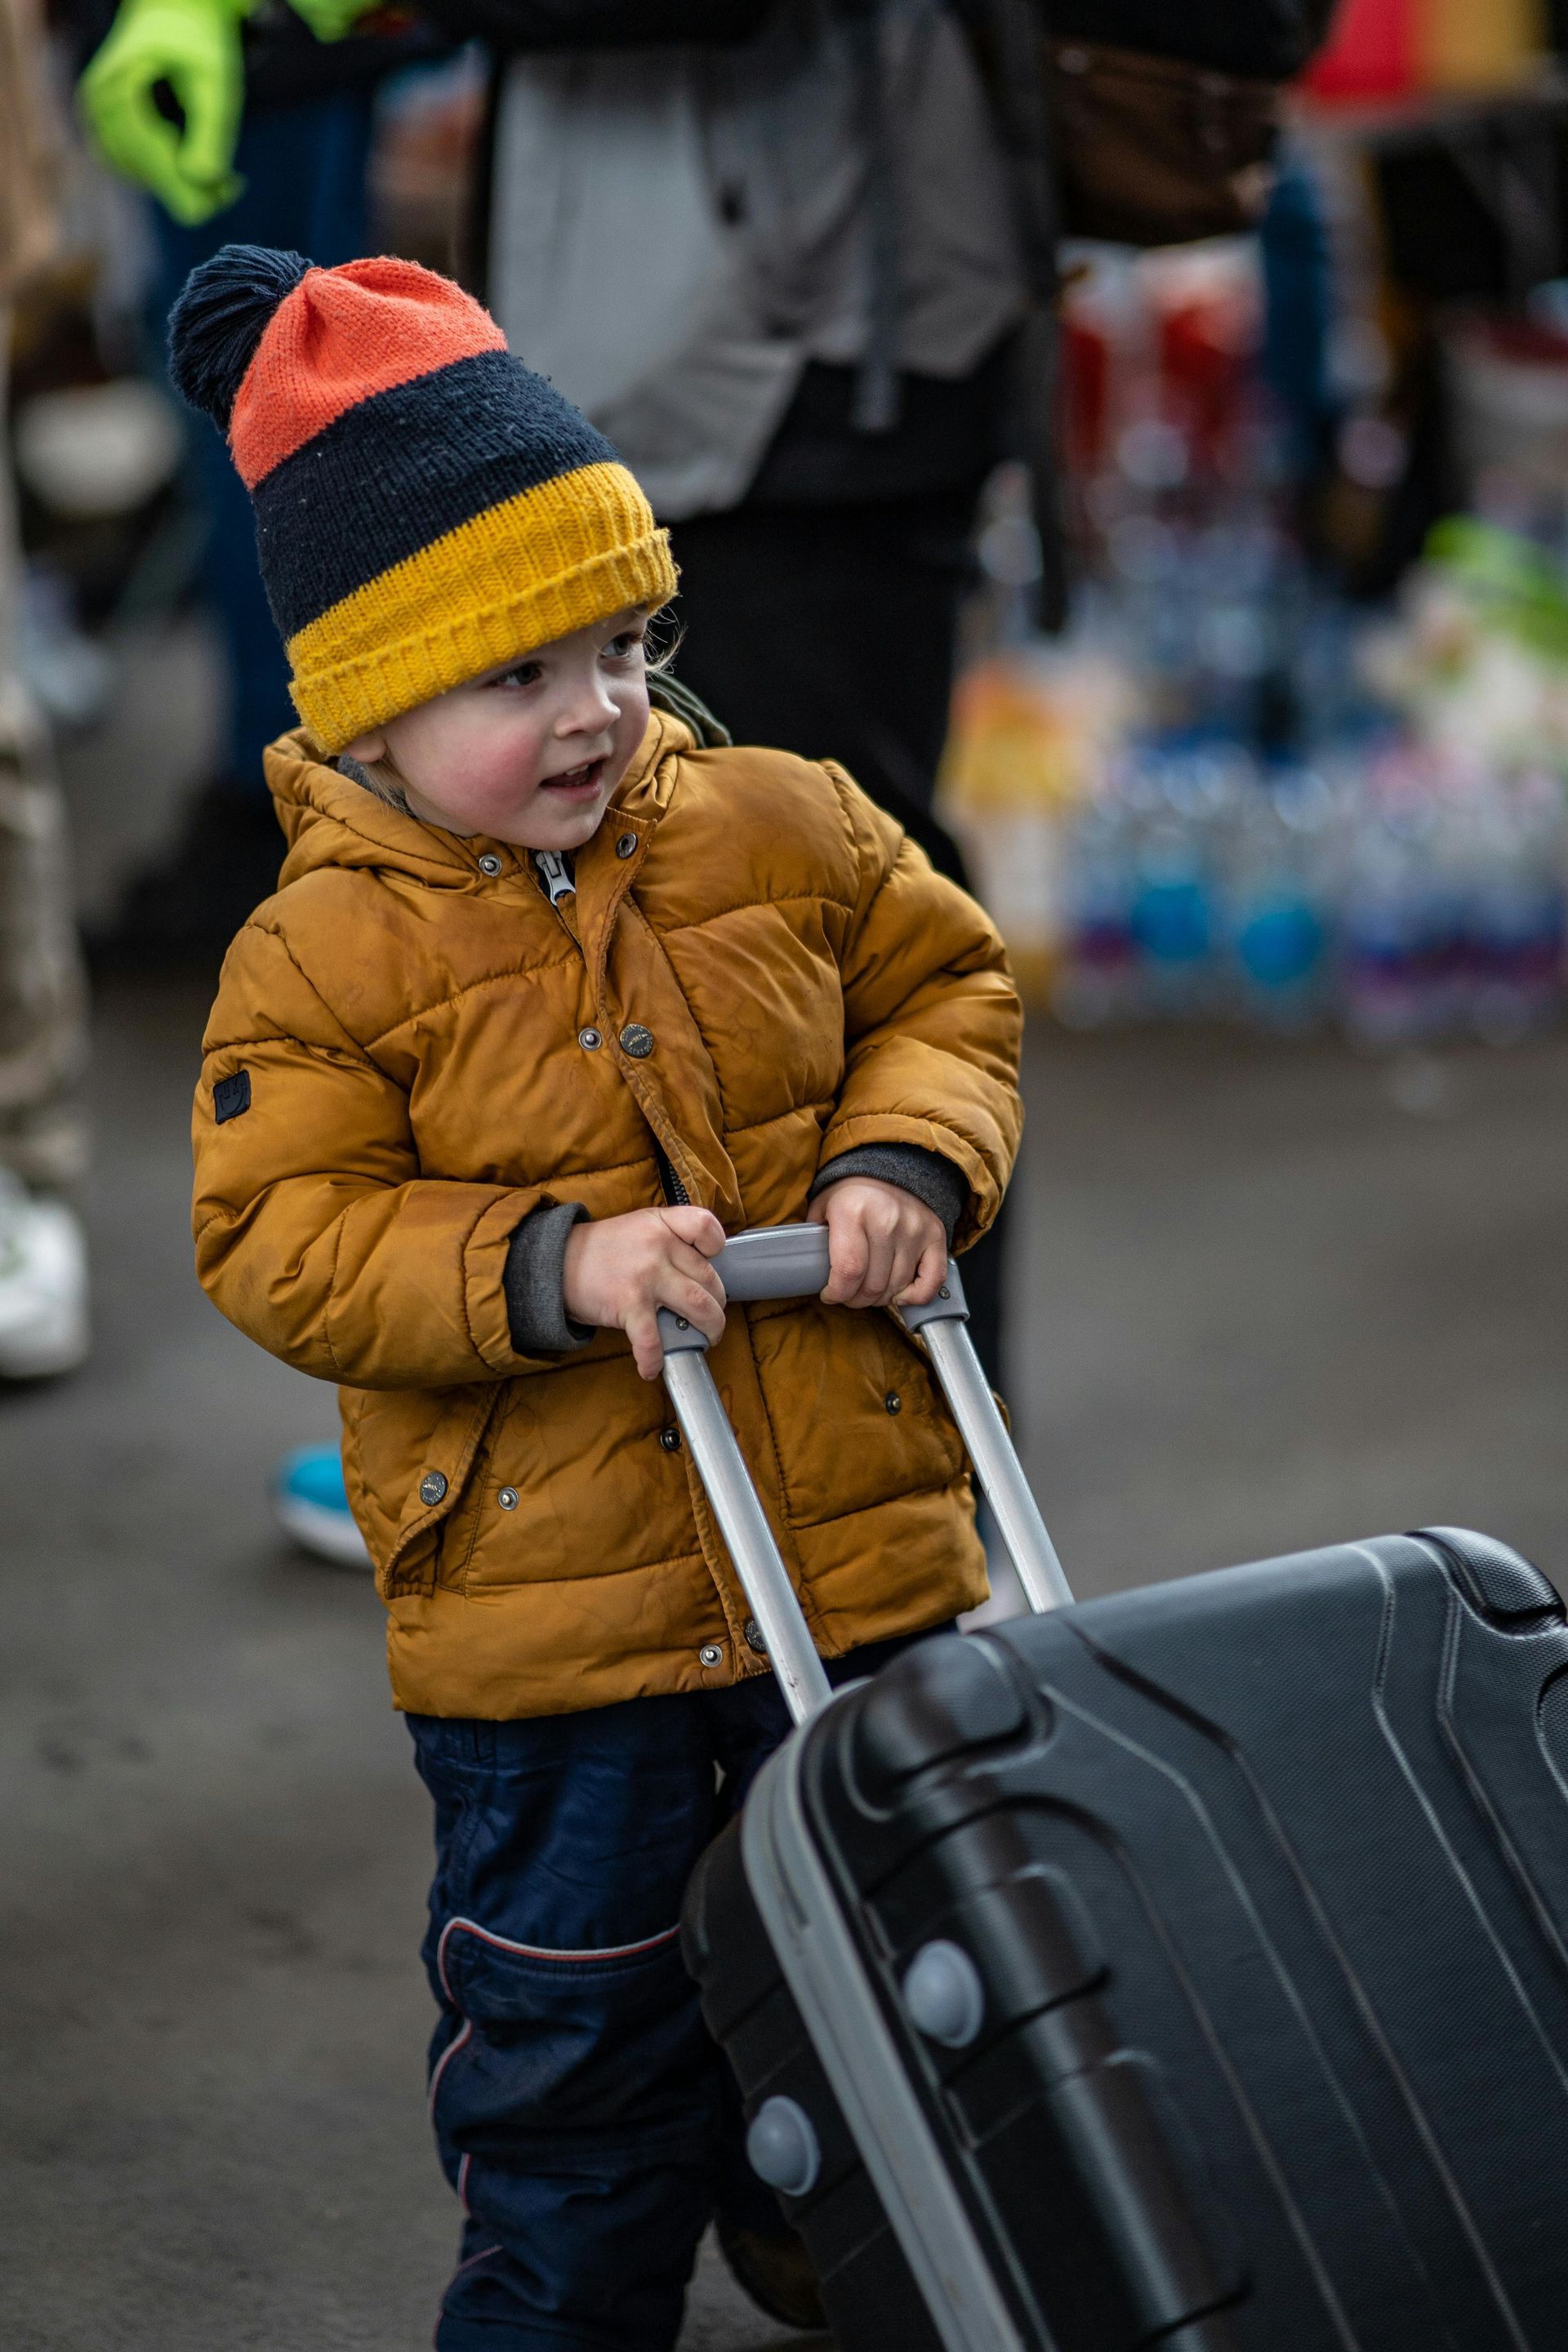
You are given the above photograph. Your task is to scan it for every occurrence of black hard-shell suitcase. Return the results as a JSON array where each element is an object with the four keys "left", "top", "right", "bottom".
[{"left": 661, "top": 1227, "right": 1568, "bottom": 2352}]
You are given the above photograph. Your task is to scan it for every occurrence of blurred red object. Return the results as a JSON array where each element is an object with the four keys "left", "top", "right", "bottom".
[
  {"left": 1060, "top": 309, "right": 1111, "bottom": 479},
  {"left": 1159, "top": 290, "right": 1255, "bottom": 472},
  {"left": 1303, "top": 0, "right": 1417, "bottom": 99}
]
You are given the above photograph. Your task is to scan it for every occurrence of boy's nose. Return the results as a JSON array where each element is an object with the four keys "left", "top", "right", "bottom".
[{"left": 558, "top": 684, "right": 619, "bottom": 737}]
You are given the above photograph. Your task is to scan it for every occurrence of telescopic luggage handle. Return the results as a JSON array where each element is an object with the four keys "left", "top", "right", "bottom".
[{"left": 657, "top": 1224, "right": 1071, "bottom": 1725}]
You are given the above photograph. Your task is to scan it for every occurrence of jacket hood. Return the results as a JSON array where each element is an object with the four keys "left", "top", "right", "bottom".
[{"left": 263, "top": 708, "right": 693, "bottom": 893}]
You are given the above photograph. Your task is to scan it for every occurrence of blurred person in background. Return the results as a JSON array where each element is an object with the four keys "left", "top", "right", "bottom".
[
  {"left": 435, "top": 0, "right": 1334, "bottom": 1398},
  {"left": 0, "top": 0, "right": 92, "bottom": 1380},
  {"left": 443, "top": 0, "right": 1062, "bottom": 1396},
  {"left": 70, "top": 0, "right": 445, "bottom": 1558},
  {"left": 473, "top": 0, "right": 1041, "bottom": 883},
  {"left": 73, "top": 0, "right": 446, "bottom": 969}
]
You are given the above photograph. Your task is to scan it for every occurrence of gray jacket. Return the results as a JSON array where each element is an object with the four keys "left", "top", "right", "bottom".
[{"left": 486, "top": 0, "right": 1037, "bottom": 519}]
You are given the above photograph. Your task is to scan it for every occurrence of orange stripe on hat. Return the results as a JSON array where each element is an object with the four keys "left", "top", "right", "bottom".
[{"left": 229, "top": 256, "right": 506, "bottom": 491}]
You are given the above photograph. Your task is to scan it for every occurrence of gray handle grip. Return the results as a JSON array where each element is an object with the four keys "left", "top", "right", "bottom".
[
  {"left": 712, "top": 1222, "right": 829, "bottom": 1300},
  {"left": 657, "top": 1224, "right": 1070, "bottom": 1722},
  {"left": 660, "top": 1223, "right": 967, "bottom": 1352}
]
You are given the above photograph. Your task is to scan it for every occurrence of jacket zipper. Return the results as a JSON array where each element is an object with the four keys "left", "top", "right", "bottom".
[
  {"left": 653, "top": 1141, "right": 688, "bottom": 1207},
  {"left": 533, "top": 849, "right": 689, "bottom": 1205},
  {"left": 532, "top": 849, "right": 580, "bottom": 943},
  {"left": 533, "top": 849, "right": 576, "bottom": 907}
]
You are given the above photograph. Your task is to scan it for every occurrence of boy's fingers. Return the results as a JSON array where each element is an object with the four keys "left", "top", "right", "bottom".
[
  {"left": 853, "top": 1224, "right": 896, "bottom": 1308},
  {"left": 660, "top": 1272, "right": 724, "bottom": 1345},
  {"left": 626, "top": 1307, "right": 663, "bottom": 1379},
  {"left": 896, "top": 1238, "right": 947, "bottom": 1309},
  {"left": 883, "top": 1235, "right": 920, "bottom": 1306},
  {"left": 669, "top": 1239, "right": 726, "bottom": 1305},
  {"left": 821, "top": 1218, "right": 867, "bottom": 1304},
  {"left": 683, "top": 1284, "right": 726, "bottom": 1343},
  {"left": 662, "top": 1205, "right": 725, "bottom": 1259}
]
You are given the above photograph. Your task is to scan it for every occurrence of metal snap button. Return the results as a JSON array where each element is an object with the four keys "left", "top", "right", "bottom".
[
  {"left": 578, "top": 1027, "right": 602, "bottom": 1051},
  {"left": 659, "top": 1428, "right": 681, "bottom": 1453},
  {"left": 698, "top": 1643, "right": 724, "bottom": 1668},
  {"left": 497, "top": 1486, "right": 519, "bottom": 1510},
  {"left": 619, "top": 1022, "right": 654, "bottom": 1059},
  {"left": 419, "top": 1471, "right": 448, "bottom": 1507},
  {"left": 743, "top": 1618, "right": 768, "bottom": 1655},
  {"left": 477, "top": 853, "right": 502, "bottom": 876},
  {"left": 616, "top": 831, "right": 637, "bottom": 859},
  {"left": 938, "top": 1285, "right": 951, "bottom": 1299},
  {"left": 884, "top": 1392, "right": 902, "bottom": 1415}
]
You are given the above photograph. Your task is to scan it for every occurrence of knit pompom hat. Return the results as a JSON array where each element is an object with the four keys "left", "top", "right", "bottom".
[{"left": 167, "top": 246, "right": 677, "bottom": 755}]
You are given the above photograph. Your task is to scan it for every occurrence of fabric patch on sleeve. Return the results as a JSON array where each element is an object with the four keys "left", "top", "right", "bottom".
[{"left": 213, "top": 1071, "right": 252, "bottom": 1125}]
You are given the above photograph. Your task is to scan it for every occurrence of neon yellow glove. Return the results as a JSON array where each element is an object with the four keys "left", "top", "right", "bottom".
[
  {"left": 78, "top": 0, "right": 248, "bottom": 228},
  {"left": 281, "top": 0, "right": 381, "bottom": 41}
]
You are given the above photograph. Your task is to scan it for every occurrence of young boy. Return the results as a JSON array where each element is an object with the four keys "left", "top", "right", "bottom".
[{"left": 180, "top": 245, "right": 1022, "bottom": 2351}]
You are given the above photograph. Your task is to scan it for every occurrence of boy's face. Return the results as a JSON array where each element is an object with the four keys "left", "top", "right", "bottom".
[{"left": 344, "top": 608, "right": 653, "bottom": 852}]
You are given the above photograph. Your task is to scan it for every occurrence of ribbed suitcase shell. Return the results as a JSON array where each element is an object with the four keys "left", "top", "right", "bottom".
[{"left": 684, "top": 1528, "right": 1568, "bottom": 2352}]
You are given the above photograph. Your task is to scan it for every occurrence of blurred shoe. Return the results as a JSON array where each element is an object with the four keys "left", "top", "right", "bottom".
[
  {"left": 0, "top": 1174, "right": 89, "bottom": 1380},
  {"left": 715, "top": 2215, "right": 826, "bottom": 2333},
  {"left": 274, "top": 1443, "right": 372, "bottom": 1568},
  {"left": 87, "top": 781, "right": 285, "bottom": 974}
]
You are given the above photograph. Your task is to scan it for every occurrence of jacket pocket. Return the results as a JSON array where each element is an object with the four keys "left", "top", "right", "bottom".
[
  {"left": 461, "top": 1356, "right": 698, "bottom": 1592},
  {"left": 372, "top": 1384, "right": 509, "bottom": 1599},
  {"left": 747, "top": 1301, "right": 965, "bottom": 1530}
]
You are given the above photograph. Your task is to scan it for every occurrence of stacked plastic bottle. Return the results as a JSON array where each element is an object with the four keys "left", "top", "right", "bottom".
[
  {"left": 942, "top": 220, "right": 1568, "bottom": 1045},
  {"left": 1047, "top": 733, "right": 1567, "bottom": 1043}
]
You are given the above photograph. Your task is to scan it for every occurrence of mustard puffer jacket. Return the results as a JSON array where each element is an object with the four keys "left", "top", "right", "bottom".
[{"left": 193, "top": 709, "right": 1023, "bottom": 1717}]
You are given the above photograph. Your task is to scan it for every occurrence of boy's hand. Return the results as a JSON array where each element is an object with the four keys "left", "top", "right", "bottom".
[
  {"left": 808, "top": 1178, "right": 947, "bottom": 1312},
  {"left": 563, "top": 1205, "right": 726, "bottom": 1379}
]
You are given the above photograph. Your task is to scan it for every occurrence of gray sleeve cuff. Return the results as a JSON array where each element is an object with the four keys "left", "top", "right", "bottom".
[
  {"left": 808, "top": 1144, "right": 969, "bottom": 1244},
  {"left": 503, "top": 1200, "right": 595, "bottom": 1356}
]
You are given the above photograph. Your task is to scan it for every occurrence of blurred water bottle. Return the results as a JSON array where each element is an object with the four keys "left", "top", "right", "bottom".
[
  {"left": 1134, "top": 820, "right": 1214, "bottom": 1013},
  {"left": 1340, "top": 798, "right": 1450, "bottom": 1045},
  {"left": 1054, "top": 791, "right": 1141, "bottom": 1026},
  {"left": 1461, "top": 768, "right": 1566, "bottom": 1043},
  {"left": 1130, "top": 747, "right": 1239, "bottom": 1018},
  {"left": 1225, "top": 767, "right": 1332, "bottom": 1028}
]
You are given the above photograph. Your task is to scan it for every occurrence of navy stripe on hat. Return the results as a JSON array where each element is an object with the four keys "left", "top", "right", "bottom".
[{"left": 253, "top": 350, "right": 618, "bottom": 640}]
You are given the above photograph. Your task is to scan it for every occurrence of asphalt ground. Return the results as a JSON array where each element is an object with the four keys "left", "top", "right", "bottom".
[{"left": 3, "top": 973, "right": 1566, "bottom": 2349}]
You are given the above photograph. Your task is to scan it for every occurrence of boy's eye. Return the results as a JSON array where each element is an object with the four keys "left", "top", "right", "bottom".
[
  {"left": 604, "top": 630, "right": 647, "bottom": 662},
  {"left": 489, "top": 661, "right": 542, "bottom": 689}
]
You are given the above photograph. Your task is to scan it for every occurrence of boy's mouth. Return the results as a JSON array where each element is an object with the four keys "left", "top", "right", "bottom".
[{"left": 541, "top": 756, "right": 608, "bottom": 799}]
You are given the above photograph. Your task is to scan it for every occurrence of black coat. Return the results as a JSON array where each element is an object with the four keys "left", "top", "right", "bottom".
[{"left": 413, "top": 0, "right": 1329, "bottom": 82}]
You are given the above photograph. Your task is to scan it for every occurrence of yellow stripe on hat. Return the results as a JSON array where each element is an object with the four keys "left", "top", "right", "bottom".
[{"left": 286, "top": 460, "right": 678, "bottom": 754}]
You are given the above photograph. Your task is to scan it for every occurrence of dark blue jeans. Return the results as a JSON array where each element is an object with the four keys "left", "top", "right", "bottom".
[{"left": 408, "top": 1625, "right": 950, "bottom": 2351}]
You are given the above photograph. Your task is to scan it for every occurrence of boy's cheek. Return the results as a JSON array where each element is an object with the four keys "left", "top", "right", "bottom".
[
  {"left": 616, "top": 677, "right": 651, "bottom": 747},
  {"left": 451, "top": 719, "right": 551, "bottom": 820}
]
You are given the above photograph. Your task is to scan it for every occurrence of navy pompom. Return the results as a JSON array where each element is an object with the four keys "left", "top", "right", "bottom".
[{"left": 167, "top": 245, "right": 312, "bottom": 430}]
